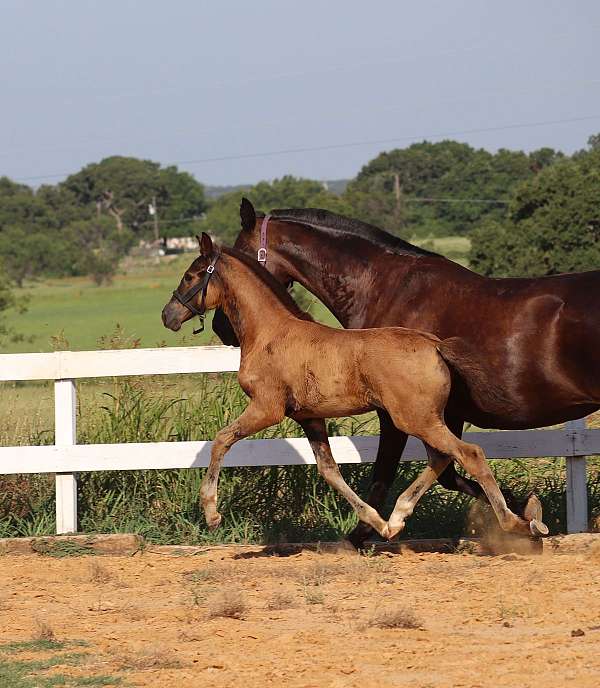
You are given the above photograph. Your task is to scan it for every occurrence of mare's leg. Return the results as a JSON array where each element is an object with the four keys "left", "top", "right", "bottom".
[
  {"left": 200, "top": 401, "right": 282, "bottom": 529},
  {"left": 299, "top": 418, "right": 389, "bottom": 538},
  {"left": 423, "top": 426, "right": 548, "bottom": 537},
  {"left": 384, "top": 445, "right": 452, "bottom": 539},
  {"left": 346, "top": 410, "right": 408, "bottom": 548}
]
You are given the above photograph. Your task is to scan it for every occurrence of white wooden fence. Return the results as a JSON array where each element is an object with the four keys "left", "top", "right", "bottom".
[{"left": 1, "top": 346, "right": 598, "bottom": 536}]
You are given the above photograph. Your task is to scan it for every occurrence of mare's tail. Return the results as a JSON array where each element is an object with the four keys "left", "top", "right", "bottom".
[{"left": 436, "top": 337, "right": 518, "bottom": 417}]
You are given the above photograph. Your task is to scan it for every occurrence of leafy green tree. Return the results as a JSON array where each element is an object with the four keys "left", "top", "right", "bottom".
[
  {"left": 588, "top": 132, "right": 600, "bottom": 151},
  {"left": 470, "top": 149, "right": 600, "bottom": 276},
  {"left": 203, "top": 176, "right": 353, "bottom": 244},
  {"left": 347, "top": 141, "right": 561, "bottom": 237},
  {"left": 62, "top": 156, "right": 207, "bottom": 235}
]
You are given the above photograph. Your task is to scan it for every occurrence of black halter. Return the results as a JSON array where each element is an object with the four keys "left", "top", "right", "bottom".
[{"left": 172, "top": 254, "right": 220, "bottom": 334}]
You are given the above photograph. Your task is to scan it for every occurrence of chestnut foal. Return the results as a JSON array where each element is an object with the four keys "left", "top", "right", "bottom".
[{"left": 162, "top": 235, "right": 547, "bottom": 540}]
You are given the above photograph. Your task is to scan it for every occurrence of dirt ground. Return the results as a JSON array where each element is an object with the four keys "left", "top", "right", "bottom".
[{"left": 1, "top": 544, "right": 599, "bottom": 688}]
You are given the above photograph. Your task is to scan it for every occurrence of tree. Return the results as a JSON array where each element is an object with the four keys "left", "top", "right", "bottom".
[
  {"left": 346, "top": 141, "right": 562, "bottom": 238},
  {"left": 469, "top": 149, "right": 600, "bottom": 276},
  {"left": 202, "top": 176, "right": 353, "bottom": 244},
  {"left": 588, "top": 133, "right": 600, "bottom": 151},
  {"left": 62, "top": 156, "right": 207, "bottom": 236}
]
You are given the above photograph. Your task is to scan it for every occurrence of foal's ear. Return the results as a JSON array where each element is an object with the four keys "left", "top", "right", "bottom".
[
  {"left": 240, "top": 197, "right": 256, "bottom": 232},
  {"left": 196, "top": 232, "right": 214, "bottom": 257}
]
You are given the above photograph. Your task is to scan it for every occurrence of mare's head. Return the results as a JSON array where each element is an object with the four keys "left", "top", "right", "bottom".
[
  {"left": 211, "top": 198, "right": 295, "bottom": 346},
  {"left": 161, "top": 233, "right": 223, "bottom": 333},
  {"left": 234, "top": 197, "right": 295, "bottom": 285}
]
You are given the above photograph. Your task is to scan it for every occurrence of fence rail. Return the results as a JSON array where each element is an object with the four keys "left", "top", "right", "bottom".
[{"left": 1, "top": 346, "right": 598, "bottom": 535}]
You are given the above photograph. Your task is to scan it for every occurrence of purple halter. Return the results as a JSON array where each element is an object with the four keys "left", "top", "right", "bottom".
[{"left": 257, "top": 214, "right": 270, "bottom": 265}]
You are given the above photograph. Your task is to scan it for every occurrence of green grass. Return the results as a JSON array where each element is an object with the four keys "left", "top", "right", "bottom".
[
  {"left": 2, "top": 236, "right": 467, "bottom": 355},
  {"left": 2, "top": 253, "right": 338, "bottom": 354},
  {"left": 413, "top": 235, "right": 471, "bottom": 266},
  {"left": 0, "top": 640, "right": 121, "bottom": 687}
]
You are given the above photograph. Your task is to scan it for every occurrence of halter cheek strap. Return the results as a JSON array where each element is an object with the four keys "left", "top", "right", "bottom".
[
  {"left": 172, "top": 253, "right": 220, "bottom": 335},
  {"left": 257, "top": 214, "right": 270, "bottom": 265}
]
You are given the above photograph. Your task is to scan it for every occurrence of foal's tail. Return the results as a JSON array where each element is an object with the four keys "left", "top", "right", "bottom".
[{"left": 436, "top": 337, "right": 518, "bottom": 417}]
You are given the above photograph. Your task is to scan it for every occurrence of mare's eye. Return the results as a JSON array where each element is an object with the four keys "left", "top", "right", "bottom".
[{"left": 184, "top": 274, "right": 192, "bottom": 282}]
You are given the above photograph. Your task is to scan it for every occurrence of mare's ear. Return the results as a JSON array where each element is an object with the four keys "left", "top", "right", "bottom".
[
  {"left": 196, "top": 232, "right": 214, "bottom": 257},
  {"left": 240, "top": 197, "right": 256, "bottom": 232}
]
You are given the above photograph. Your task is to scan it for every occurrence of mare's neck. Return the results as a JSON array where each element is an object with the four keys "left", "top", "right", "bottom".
[
  {"left": 274, "top": 224, "right": 426, "bottom": 328},
  {"left": 219, "top": 256, "right": 296, "bottom": 352}
]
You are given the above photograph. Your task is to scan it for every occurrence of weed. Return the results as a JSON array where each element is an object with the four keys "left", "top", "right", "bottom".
[
  {"left": 33, "top": 619, "right": 56, "bottom": 643},
  {"left": 115, "top": 647, "right": 182, "bottom": 671},
  {"left": 207, "top": 589, "right": 247, "bottom": 619},
  {"left": 365, "top": 607, "right": 422, "bottom": 630},
  {"left": 88, "top": 561, "right": 111, "bottom": 584},
  {"left": 265, "top": 592, "right": 295, "bottom": 610},
  {"left": 303, "top": 587, "right": 324, "bottom": 606}
]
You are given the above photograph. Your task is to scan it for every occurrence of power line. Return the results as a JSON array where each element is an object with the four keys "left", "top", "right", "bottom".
[
  {"left": 405, "top": 197, "right": 508, "bottom": 205},
  {"left": 2, "top": 74, "right": 598, "bottom": 161},
  {"left": 12, "top": 113, "right": 600, "bottom": 184},
  {"left": 137, "top": 196, "right": 510, "bottom": 229}
]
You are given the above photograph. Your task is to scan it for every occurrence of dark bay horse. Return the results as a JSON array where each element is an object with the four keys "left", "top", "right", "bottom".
[
  {"left": 162, "top": 235, "right": 547, "bottom": 539},
  {"left": 213, "top": 199, "right": 599, "bottom": 546}
]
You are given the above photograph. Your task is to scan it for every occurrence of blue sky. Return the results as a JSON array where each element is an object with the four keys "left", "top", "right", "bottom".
[{"left": 2, "top": 0, "right": 600, "bottom": 185}]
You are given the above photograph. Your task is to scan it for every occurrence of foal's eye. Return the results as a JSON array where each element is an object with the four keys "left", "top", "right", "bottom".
[{"left": 184, "top": 274, "right": 192, "bottom": 282}]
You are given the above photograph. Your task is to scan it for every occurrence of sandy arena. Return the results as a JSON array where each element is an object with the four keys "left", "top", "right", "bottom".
[{"left": 1, "top": 543, "right": 599, "bottom": 687}]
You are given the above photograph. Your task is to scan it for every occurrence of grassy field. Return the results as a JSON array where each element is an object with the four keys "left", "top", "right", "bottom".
[
  {"left": 2, "top": 254, "right": 338, "bottom": 355},
  {"left": 3, "top": 236, "right": 470, "bottom": 354}
]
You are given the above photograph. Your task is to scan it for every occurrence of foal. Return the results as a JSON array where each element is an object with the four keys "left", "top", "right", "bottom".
[{"left": 162, "top": 235, "right": 547, "bottom": 540}]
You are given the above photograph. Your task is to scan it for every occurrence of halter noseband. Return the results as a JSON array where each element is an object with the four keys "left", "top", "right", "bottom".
[
  {"left": 172, "top": 253, "right": 220, "bottom": 334},
  {"left": 257, "top": 214, "right": 270, "bottom": 265}
]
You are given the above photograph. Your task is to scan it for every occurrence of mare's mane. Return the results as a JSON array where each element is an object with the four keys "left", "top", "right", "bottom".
[
  {"left": 269, "top": 207, "right": 440, "bottom": 258},
  {"left": 222, "top": 246, "right": 314, "bottom": 322}
]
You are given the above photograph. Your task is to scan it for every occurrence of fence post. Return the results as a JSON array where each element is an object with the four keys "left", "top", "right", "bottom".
[
  {"left": 54, "top": 378, "right": 77, "bottom": 534},
  {"left": 565, "top": 418, "right": 588, "bottom": 534}
]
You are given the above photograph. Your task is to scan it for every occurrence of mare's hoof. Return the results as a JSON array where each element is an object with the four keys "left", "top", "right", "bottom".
[
  {"left": 207, "top": 513, "right": 222, "bottom": 530},
  {"left": 345, "top": 524, "right": 373, "bottom": 551},
  {"left": 529, "top": 519, "right": 549, "bottom": 537}
]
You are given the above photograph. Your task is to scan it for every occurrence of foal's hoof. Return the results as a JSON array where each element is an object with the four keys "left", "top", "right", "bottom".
[
  {"left": 382, "top": 519, "right": 405, "bottom": 541},
  {"left": 523, "top": 494, "right": 543, "bottom": 522},
  {"left": 207, "top": 513, "right": 222, "bottom": 530},
  {"left": 529, "top": 519, "right": 549, "bottom": 537}
]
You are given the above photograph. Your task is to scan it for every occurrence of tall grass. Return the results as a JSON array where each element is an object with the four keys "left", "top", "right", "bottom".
[{"left": 1, "top": 374, "right": 598, "bottom": 543}]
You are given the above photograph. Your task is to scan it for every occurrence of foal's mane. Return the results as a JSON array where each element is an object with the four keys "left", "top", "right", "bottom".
[
  {"left": 269, "top": 207, "right": 440, "bottom": 258},
  {"left": 221, "top": 246, "right": 314, "bottom": 322}
]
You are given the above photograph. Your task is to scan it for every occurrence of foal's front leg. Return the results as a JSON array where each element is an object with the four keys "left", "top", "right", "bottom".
[
  {"left": 200, "top": 401, "right": 282, "bottom": 529},
  {"left": 346, "top": 410, "right": 409, "bottom": 548},
  {"left": 299, "top": 418, "right": 389, "bottom": 538}
]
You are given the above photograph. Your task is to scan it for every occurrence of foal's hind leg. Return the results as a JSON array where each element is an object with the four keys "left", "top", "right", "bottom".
[
  {"left": 438, "top": 416, "right": 531, "bottom": 519},
  {"left": 424, "top": 426, "right": 548, "bottom": 537},
  {"left": 384, "top": 446, "right": 452, "bottom": 540},
  {"left": 200, "top": 401, "right": 283, "bottom": 529},
  {"left": 346, "top": 410, "right": 409, "bottom": 548},
  {"left": 299, "top": 418, "right": 389, "bottom": 538}
]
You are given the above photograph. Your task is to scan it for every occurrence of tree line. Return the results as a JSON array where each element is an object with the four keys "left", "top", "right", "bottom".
[{"left": 1, "top": 134, "right": 599, "bottom": 342}]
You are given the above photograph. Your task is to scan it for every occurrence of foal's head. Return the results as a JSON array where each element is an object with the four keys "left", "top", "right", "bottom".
[{"left": 161, "top": 233, "right": 223, "bottom": 333}]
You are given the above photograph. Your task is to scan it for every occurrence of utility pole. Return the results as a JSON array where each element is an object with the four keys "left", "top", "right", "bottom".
[
  {"left": 149, "top": 195, "right": 160, "bottom": 264},
  {"left": 151, "top": 195, "right": 159, "bottom": 244},
  {"left": 393, "top": 173, "right": 402, "bottom": 215}
]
